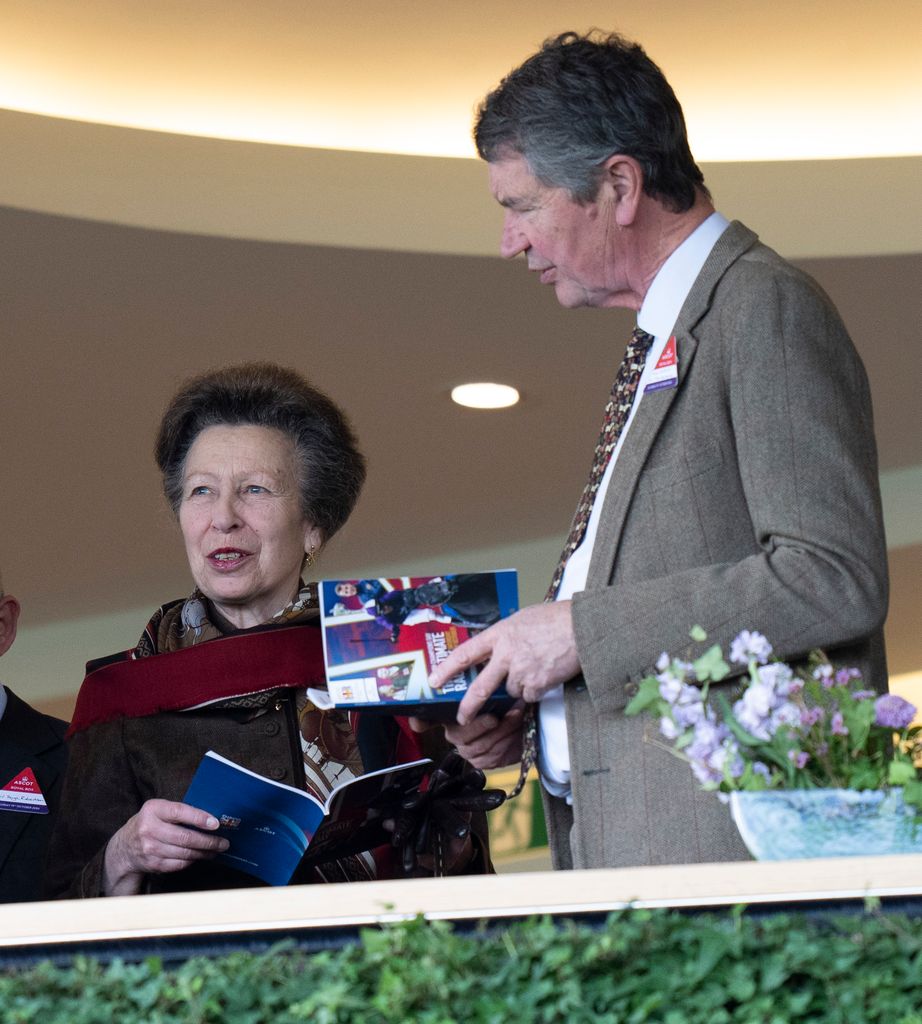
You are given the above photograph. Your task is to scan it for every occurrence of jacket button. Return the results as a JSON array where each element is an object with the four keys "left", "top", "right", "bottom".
[
  {"left": 269, "top": 767, "right": 286, "bottom": 780},
  {"left": 264, "top": 721, "right": 281, "bottom": 736},
  {"left": 624, "top": 682, "right": 639, "bottom": 697}
]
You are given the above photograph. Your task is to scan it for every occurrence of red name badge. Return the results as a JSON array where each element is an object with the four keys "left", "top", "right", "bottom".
[
  {"left": 645, "top": 336, "right": 679, "bottom": 393},
  {"left": 0, "top": 767, "right": 49, "bottom": 814}
]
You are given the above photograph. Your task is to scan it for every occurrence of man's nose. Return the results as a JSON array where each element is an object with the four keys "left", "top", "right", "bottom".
[{"left": 500, "top": 213, "right": 528, "bottom": 260}]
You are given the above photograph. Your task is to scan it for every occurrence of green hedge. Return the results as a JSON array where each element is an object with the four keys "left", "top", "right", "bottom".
[{"left": 3, "top": 906, "right": 922, "bottom": 1023}]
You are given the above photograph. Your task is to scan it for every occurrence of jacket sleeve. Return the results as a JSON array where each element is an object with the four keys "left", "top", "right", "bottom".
[{"left": 43, "top": 718, "right": 144, "bottom": 898}]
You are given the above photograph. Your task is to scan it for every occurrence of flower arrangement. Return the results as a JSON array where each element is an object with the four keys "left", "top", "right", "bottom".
[{"left": 624, "top": 627, "right": 922, "bottom": 810}]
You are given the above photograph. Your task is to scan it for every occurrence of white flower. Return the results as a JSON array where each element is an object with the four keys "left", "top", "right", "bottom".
[
  {"left": 757, "top": 662, "right": 795, "bottom": 696},
  {"left": 659, "top": 715, "right": 680, "bottom": 740},
  {"left": 657, "top": 674, "right": 683, "bottom": 704},
  {"left": 729, "top": 630, "right": 773, "bottom": 666},
  {"left": 769, "top": 701, "right": 802, "bottom": 730}
]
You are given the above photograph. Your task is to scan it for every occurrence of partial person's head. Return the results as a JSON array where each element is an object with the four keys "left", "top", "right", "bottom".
[
  {"left": 0, "top": 571, "right": 21, "bottom": 657},
  {"left": 475, "top": 31, "right": 706, "bottom": 211},
  {"left": 155, "top": 363, "right": 366, "bottom": 627},
  {"left": 474, "top": 31, "right": 710, "bottom": 310}
]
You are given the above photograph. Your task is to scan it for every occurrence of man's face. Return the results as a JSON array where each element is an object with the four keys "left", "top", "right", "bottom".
[{"left": 489, "top": 154, "right": 625, "bottom": 309}]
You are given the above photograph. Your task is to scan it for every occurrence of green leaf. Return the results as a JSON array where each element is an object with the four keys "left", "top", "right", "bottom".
[
  {"left": 888, "top": 759, "right": 917, "bottom": 785},
  {"left": 693, "top": 644, "right": 731, "bottom": 683},
  {"left": 624, "top": 675, "right": 663, "bottom": 716},
  {"left": 689, "top": 625, "right": 707, "bottom": 643},
  {"left": 901, "top": 779, "right": 922, "bottom": 809}
]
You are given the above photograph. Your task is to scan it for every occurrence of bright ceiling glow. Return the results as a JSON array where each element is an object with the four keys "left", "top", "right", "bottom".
[
  {"left": 451, "top": 383, "right": 520, "bottom": 410},
  {"left": 0, "top": 1, "right": 919, "bottom": 162},
  {"left": 1, "top": 94, "right": 919, "bottom": 162}
]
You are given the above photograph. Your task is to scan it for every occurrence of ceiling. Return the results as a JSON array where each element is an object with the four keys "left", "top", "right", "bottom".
[{"left": 1, "top": 1, "right": 920, "bottom": 703}]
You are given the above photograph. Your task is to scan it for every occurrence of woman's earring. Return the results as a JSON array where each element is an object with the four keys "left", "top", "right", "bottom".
[{"left": 304, "top": 546, "right": 315, "bottom": 569}]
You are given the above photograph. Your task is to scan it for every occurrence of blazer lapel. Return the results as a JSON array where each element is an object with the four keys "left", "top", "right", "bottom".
[{"left": 584, "top": 221, "right": 760, "bottom": 588}]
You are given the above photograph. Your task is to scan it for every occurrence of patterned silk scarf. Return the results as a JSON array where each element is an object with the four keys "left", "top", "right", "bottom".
[{"left": 136, "top": 584, "right": 376, "bottom": 882}]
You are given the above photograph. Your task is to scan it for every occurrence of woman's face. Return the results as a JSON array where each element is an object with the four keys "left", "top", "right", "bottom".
[{"left": 179, "top": 424, "right": 320, "bottom": 629}]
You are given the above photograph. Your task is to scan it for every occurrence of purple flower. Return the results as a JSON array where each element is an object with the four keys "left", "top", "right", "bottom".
[
  {"left": 852, "top": 690, "right": 876, "bottom": 701},
  {"left": 769, "top": 701, "right": 801, "bottom": 732},
  {"left": 687, "top": 721, "right": 741, "bottom": 785},
  {"left": 752, "top": 761, "right": 771, "bottom": 780},
  {"left": 874, "top": 694, "right": 917, "bottom": 730},
  {"left": 656, "top": 658, "right": 695, "bottom": 703},
  {"left": 729, "top": 630, "right": 773, "bottom": 666},
  {"left": 830, "top": 711, "right": 849, "bottom": 736},
  {"left": 813, "top": 664, "right": 835, "bottom": 688},
  {"left": 787, "top": 750, "right": 810, "bottom": 769},
  {"left": 671, "top": 685, "right": 708, "bottom": 728},
  {"left": 757, "top": 662, "right": 795, "bottom": 696},
  {"left": 657, "top": 675, "right": 683, "bottom": 704},
  {"left": 835, "top": 667, "right": 862, "bottom": 686},
  {"left": 800, "top": 706, "right": 824, "bottom": 728}
]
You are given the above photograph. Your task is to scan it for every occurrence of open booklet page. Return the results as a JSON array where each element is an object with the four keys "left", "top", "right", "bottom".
[{"left": 183, "top": 750, "right": 432, "bottom": 885}]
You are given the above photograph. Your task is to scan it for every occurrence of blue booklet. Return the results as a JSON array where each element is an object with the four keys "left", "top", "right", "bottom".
[
  {"left": 183, "top": 750, "right": 432, "bottom": 886},
  {"left": 314, "top": 570, "right": 518, "bottom": 719}
]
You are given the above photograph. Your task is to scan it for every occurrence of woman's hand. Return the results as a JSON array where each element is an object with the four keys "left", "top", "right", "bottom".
[
  {"left": 102, "top": 799, "right": 229, "bottom": 896},
  {"left": 409, "top": 702, "right": 526, "bottom": 771}
]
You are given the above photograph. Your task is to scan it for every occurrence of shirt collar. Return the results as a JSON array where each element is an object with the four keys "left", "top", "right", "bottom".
[
  {"left": 637, "top": 211, "right": 730, "bottom": 339},
  {"left": 0, "top": 685, "right": 7, "bottom": 723}
]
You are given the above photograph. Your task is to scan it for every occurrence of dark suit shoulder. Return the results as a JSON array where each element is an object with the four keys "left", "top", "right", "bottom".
[{"left": 1, "top": 689, "right": 69, "bottom": 759}]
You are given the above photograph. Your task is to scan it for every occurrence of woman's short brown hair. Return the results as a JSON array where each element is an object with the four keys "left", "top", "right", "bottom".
[{"left": 155, "top": 362, "right": 366, "bottom": 542}]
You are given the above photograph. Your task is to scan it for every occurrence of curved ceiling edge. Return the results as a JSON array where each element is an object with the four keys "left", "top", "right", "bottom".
[{"left": 2, "top": 109, "right": 919, "bottom": 260}]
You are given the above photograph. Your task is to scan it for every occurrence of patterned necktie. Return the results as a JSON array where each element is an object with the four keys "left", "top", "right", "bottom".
[{"left": 509, "top": 326, "right": 655, "bottom": 798}]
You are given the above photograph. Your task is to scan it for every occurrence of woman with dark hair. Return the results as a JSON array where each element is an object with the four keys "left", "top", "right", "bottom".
[{"left": 46, "top": 363, "right": 493, "bottom": 898}]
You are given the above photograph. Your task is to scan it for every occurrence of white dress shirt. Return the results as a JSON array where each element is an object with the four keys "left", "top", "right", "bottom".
[{"left": 538, "top": 212, "right": 730, "bottom": 800}]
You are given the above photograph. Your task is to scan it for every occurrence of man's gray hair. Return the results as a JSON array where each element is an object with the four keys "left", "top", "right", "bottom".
[{"left": 474, "top": 30, "right": 708, "bottom": 211}]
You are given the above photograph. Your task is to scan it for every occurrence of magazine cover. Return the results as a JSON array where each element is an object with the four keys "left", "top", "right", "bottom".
[{"left": 317, "top": 570, "right": 518, "bottom": 717}]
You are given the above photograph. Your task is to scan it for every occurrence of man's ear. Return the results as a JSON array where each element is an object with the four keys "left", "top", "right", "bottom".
[
  {"left": 599, "top": 154, "right": 644, "bottom": 227},
  {"left": 0, "top": 595, "right": 21, "bottom": 657}
]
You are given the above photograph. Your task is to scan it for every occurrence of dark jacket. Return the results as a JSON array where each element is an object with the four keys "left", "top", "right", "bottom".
[{"left": 0, "top": 688, "right": 68, "bottom": 903}]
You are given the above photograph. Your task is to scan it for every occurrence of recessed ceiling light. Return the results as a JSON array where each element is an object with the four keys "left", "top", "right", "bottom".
[{"left": 451, "top": 382, "right": 520, "bottom": 409}]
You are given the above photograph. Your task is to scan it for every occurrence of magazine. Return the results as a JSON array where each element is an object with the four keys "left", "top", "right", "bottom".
[
  {"left": 313, "top": 570, "right": 518, "bottom": 718},
  {"left": 183, "top": 750, "right": 432, "bottom": 886}
]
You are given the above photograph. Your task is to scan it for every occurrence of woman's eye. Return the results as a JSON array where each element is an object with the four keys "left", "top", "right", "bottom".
[
  {"left": 244, "top": 485, "right": 268, "bottom": 495},
  {"left": 188, "top": 485, "right": 211, "bottom": 497}
]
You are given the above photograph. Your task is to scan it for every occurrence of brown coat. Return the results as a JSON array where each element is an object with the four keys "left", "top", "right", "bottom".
[{"left": 46, "top": 684, "right": 487, "bottom": 897}]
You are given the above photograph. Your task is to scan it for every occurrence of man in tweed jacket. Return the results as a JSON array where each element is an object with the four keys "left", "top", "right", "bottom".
[{"left": 427, "top": 31, "right": 888, "bottom": 869}]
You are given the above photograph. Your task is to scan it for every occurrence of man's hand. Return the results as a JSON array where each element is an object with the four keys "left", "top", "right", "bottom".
[
  {"left": 429, "top": 601, "right": 580, "bottom": 725},
  {"left": 102, "top": 798, "right": 229, "bottom": 896}
]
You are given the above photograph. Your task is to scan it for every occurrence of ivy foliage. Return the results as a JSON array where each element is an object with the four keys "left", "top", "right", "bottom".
[{"left": 3, "top": 907, "right": 922, "bottom": 1023}]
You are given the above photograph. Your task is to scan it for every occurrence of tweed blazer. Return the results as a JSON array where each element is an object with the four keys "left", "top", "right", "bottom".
[
  {"left": 0, "top": 688, "right": 68, "bottom": 902},
  {"left": 544, "top": 221, "right": 889, "bottom": 870}
]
